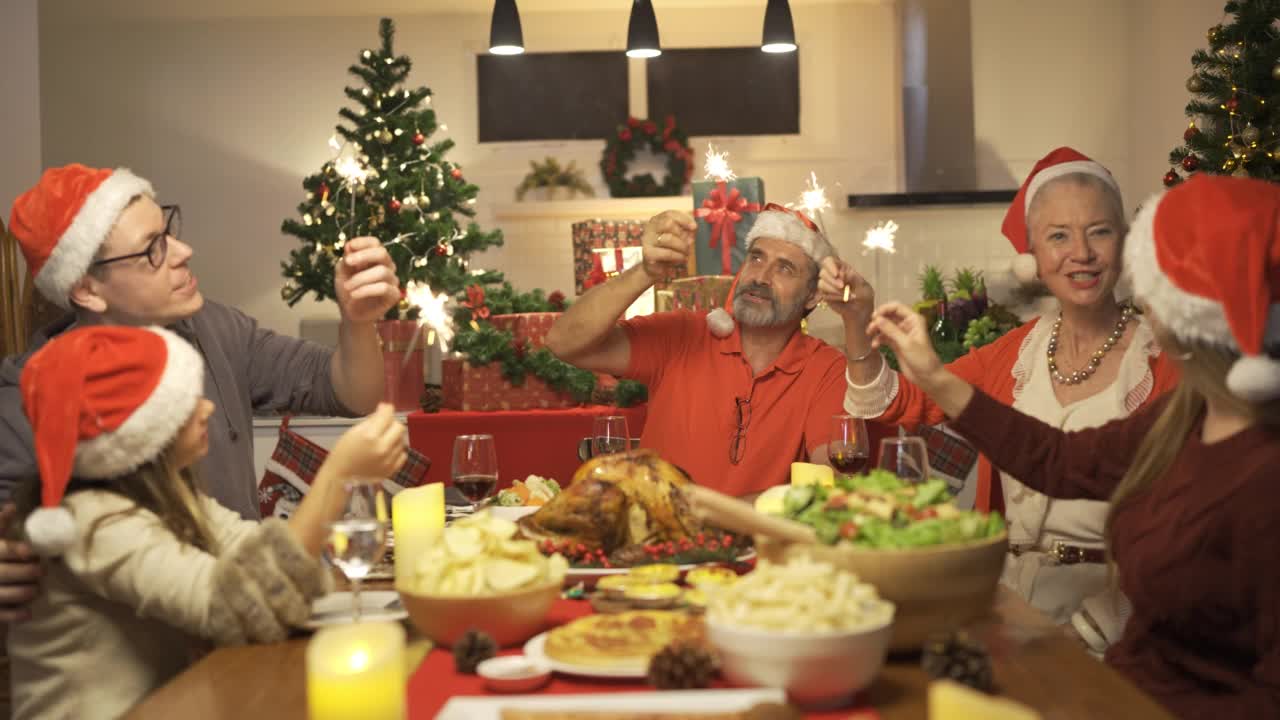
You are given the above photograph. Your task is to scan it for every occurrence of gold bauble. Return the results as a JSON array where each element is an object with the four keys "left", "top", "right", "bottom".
[
  {"left": 377, "top": 128, "right": 393, "bottom": 144},
  {"left": 1230, "top": 142, "right": 1247, "bottom": 158},
  {"left": 398, "top": 298, "right": 411, "bottom": 312},
  {"left": 418, "top": 194, "right": 431, "bottom": 207},
  {"left": 281, "top": 283, "right": 296, "bottom": 300},
  {"left": 1273, "top": 63, "right": 1280, "bottom": 81},
  {"left": 1242, "top": 124, "right": 1261, "bottom": 145},
  {"left": 1186, "top": 74, "right": 1205, "bottom": 93},
  {"left": 1233, "top": 166, "right": 1250, "bottom": 178}
]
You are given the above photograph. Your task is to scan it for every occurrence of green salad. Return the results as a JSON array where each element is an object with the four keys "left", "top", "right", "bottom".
[{"left": 782, "top": 470, "right": 1005, "bottom": 548}]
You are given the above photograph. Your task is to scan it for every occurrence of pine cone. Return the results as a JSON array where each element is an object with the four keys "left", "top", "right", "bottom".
[
  {"left": 420, "top": 384, "right": 443, "bottom": 413},
  {"left": 452, "top": 629, "right": 497, "bottom": 674},
  {"left": 921, "top": 631, "right": 994, "bottom": 692},
  {"left": 647, "top": 642, "right": 717, "bottom": 690}
]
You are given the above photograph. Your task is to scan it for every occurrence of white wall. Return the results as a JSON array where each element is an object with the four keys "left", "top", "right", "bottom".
[
  {"left": 25, "top": 0, "right": 1229, "bottom": 346},
  {"left": 0, "top": 0, "right": 42, "bottom": 283}
]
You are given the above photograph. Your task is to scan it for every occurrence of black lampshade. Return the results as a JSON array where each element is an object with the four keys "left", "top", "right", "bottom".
[
  {"left": 761, "top": 0, "right": 797, "bottom": 53},
  {"left": 626, "top": 0, "right": 661, "bottom": 59},
  {"left": 489, "top": 0, "right": 524, "bottom": 55}
]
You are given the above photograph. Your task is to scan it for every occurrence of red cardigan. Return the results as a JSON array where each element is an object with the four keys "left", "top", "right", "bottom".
[
  {"left": 875, "top": 318, "right": 1180, "bottom": 512},
  {"left": 952, "top": 390, "right": 1280, "bottom": 718}
]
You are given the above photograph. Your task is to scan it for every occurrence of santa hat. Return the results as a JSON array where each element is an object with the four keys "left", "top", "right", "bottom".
[
  {"left": 9, "top": 164, "right": 155, "bottom": 310},
  {"left": 1002, "top": 147, "right": 1120, "bottom": 284},
  {"left": 706, "top": 204, "right": 835, "bottom": 337},
  {"left": 1125, "top": 174, "right": 1280, "bottom": 403},
  {"left": 19, "top": 325, "right": 203, "bottom": 555}
]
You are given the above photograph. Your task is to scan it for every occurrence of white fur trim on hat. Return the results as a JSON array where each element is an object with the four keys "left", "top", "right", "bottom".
[
  {"left": 707, "top": 307, "right": 735, "bottom": 337},
  {"left": 74, "top": 327, "right": 204, "bottom": 478},
  {"left": 1227, "top": 355, "right": 1280, "bottom": 403},
  {"left": 25, "top": 507, "right": 77, "bottom": 556},
  {"left": 1025, "top": 160, "right": 1119, "bottom": 213},
  {"left": 1011, "top": 253, "right": 1039, "bottom": 284},
  {"left": 34, "top": 169, "right": 155, "bottom": 310},
  {"left": 743, "top": 210, "right": 835, "bottom": 267}
]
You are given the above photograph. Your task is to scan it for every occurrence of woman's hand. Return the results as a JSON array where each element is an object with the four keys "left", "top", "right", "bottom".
[
  {"left": 868, "top": 302, "right": 976, "bottom": 418},
  {"left": 327, "top": 403, "right": 408, "bottom": 481}
]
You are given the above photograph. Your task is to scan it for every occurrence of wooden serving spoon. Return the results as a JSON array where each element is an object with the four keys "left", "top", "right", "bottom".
[{"left": 684, "top": 485, "right": 817, "bottom": 546}]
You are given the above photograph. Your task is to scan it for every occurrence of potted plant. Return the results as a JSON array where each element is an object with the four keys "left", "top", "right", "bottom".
[{"left": 516, "top": 158, "right": 595, "bottom": 201}]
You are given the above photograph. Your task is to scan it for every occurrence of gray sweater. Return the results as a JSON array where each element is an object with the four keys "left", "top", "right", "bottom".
[{"left": 0, "top": 300, "right": 355, "bottom": 519}]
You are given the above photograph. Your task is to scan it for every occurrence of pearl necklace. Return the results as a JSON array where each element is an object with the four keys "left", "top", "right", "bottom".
[{"left": 1046, "top": 303, "right": 1135, "bottom": 385}]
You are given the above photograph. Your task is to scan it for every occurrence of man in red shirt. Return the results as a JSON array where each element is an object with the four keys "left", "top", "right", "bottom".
[{"left": 545, "top": 207, "right": 848, "bottom": 496}]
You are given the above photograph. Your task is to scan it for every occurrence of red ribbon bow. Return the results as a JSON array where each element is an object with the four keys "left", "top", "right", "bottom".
[
  {"left": 696, "top": 181, "right": 762, "bottom": 274},
  {"left": 462, "top": 285, "right": 490, "bottom": 320}
]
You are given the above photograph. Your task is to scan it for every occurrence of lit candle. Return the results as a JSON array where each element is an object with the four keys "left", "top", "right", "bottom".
[
  {"left": 391, "top": 482, "right": 444, "bottom": 586},
  {"left": 306, "top": 621, "right": 406, "bottom": 720}
]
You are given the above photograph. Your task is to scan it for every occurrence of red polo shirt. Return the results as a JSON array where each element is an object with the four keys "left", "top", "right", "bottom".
[{"left": 620, "top": 311, "right": 847, "bottom": 496}]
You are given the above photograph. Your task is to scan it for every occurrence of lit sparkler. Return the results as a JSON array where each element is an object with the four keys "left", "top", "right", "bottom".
[{"left": 703, "top": 144, "right": 736, "bottom": 182}]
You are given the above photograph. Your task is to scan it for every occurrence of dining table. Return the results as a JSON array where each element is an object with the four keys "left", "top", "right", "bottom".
[{"left": 124, "top": 584, "right": 1173, "bottom": 720}]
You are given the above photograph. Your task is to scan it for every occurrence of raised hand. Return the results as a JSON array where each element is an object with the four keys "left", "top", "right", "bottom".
[
  {"left": 641, "top": 211, "right": 697, "bottom": 282},
  {"left": 818, "top": 257, "right": 876, "bottom": 320},
  {"left": 867, "top": 302, "right": 944, "bottom": 388},
  {"left": 335, "top": 236, "right": 401, "bottom": 324},
  {"left": 327, "top": 403, "right": 408, "bottom": 481}
]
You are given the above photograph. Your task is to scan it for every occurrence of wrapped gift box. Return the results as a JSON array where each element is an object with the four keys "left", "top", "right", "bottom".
[
  {"left": 441, "top": 358, "right": 579, "bottom": 411},
  {"left": 692, "top": 177, "right": 764, "bottom": 276},
  {"left": 588, "top": 247, "right": 653, "bottom": 319},
  {"left": 671, "top": 275, "right": 735, "bottom": 312},
  {"left": 488, "top": 312, "right": 559, "bottom": 349},
  {"left": 571, "top": 219, "right": 692, "bottom": 295}
]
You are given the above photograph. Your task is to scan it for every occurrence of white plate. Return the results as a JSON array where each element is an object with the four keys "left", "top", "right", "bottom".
[
  {"left": 564, "top": 550, "right": 756, "bottom": 588},
  {"left": 303, "top": 591, "right": 407, "bottom": 629},
  {"left": 435, "top": 688, "right": 785, "bottom": 720},
  {"left": 523, "top": 631, "right": 649, "bottom": 679}
]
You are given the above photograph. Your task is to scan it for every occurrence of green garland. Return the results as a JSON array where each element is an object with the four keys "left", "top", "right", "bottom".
[{"left": 451, "top": 283, "right": 648, "bottom": 407}]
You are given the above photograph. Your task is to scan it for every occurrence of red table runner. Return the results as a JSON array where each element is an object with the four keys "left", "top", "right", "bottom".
[
  {"left": 407, "top": 405, "right": 648, "bottom": 489},
  {"left": 407, "top": 598, "right": 880, "bottom": 719}
]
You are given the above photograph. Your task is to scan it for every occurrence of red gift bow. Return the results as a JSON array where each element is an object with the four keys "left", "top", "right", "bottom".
[
  {"left": 695, "top": 181, "right": 762, "bottom": 274},
  {"left": 462, "top": 284, "right": 490, "bottom": 320},
  {"left": 583, "top": 247, "right": 627, "bottom": 290}
]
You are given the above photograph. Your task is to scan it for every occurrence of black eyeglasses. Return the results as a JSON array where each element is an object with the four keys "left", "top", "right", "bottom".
[
  {"left": 730, "top": 395, "right": 752, "bottom": 465},
  {"left": 92, "top": 204, "right": 181, "bottom": 270}
]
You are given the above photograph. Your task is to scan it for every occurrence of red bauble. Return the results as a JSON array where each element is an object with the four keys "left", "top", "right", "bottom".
[
  {"left": 619, "top": 129, "right": 633, "bottom": 142},
  {"left": 412, "top": 132, "right": 425, "bottom": 146},
  {"left": 1183, "top": 126, "right": 1199, "bottom": 142},
  {"left": 388, "top": 198, "right": 402, "bottom": 212},
  {"left": 1227, "top": 96, "right": 1240, "bottom": 112},
  {"left": 1163, "top": 169, "right": 1180, "bottom": 187},
  {"left": 434, "top": 245, "right": 449, "bottom": 256},
  {"left": 451, "top": 167, "right": 463, "bottom": 180},
  {"left": 1180, "top": 155, "right": 1199, "bottom": 171}
]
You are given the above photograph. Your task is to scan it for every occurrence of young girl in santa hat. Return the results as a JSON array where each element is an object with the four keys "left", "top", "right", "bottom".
[
  {"left": 7, "top": 325, "right": 407, "bottom": 720},
  {"left": 867, "top": 173, "right": 1280, "bottom": 717}
]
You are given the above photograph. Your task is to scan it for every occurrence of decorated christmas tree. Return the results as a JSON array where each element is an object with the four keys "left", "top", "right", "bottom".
[
  {"left": 280, "top": 18, "right": 503, "bottom": 319},
  {"left": 1165, "top": 0, "right": 1280, "bottom": 187}
]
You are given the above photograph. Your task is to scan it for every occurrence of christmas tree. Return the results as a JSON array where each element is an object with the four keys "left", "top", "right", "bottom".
[
  {"left": 281, "top": 18, "right": 503, "bottom": 319},
  {"left": 1165, "top": 0, "right": 1280, "bottom": 187}
]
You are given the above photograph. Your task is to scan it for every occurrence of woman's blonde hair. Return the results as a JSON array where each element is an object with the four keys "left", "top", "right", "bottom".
[
  {"left": 15, "top": 445, "right": 219, "bottom": 555},
  {"left": 1106, "top": 330, "right": 1280, "bottom": 558}
]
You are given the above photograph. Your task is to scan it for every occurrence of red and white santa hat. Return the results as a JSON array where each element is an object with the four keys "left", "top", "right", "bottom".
[
  {"left": 1001, "top": 147, "right": 1121, "bottom": 284},
  {"left": 9, "top": 164, "right": 155, "bottom": 309},
  {"left": 706, "top": 204, "right": 835, "bottom": 337},
  {"left": 19, "top": 325, "right": 203, "bottom": 555},
  {"left": 1125, "top": 174, "right": 1280, "bottom": 403}
]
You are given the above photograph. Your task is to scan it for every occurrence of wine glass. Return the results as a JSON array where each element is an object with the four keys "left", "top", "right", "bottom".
[
  {"left": 878, "top": 436, "right": 932, "bottom": 485},
  {"left": 324, "top": 479, "right": 388, "bottom": 621},
  {"left": 452, "top": 434, "right": 499, "bottom": 511},
  {"left": 828, "top": 414, "right": 871, "bottom": 476},
  {"left": 591, "top": 415, "right": 631, "bottom": 457}
]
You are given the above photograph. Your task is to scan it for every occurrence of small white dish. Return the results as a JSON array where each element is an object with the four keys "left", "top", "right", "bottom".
[
  {"left": 304, "top": 590, "right": 408, "bottom": 629},
  {"left": 522, "top": 632, "right": 648, "bottom": 678},
  {"left": 476, "top": 655, "right": 552, "bottom": 693}
]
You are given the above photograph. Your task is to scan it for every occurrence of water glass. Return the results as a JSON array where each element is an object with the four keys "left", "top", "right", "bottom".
[
  {"left": 591, "top": 415, "right": 631, "bottom": 457},
  {"left": 878, "top": 436, "right": 931, "bottom": 485},
  {"left": 324, "top": 480, "right": 388, "bottom": 621}
]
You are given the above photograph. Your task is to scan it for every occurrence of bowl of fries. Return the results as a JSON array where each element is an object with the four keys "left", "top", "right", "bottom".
[
  {"left": 704, "top": 558, "right": 895, "bottom": 709},
  {"left": 397, "top": 512, "right": 568, "bottom": 647}
]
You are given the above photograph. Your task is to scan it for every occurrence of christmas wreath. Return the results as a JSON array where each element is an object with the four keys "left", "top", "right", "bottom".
[
  {"left": 451, "top": 283, "right": 648, "bottom": 407},
  {"left": 601, "top": 116, "right": 694, "bottom": 198}
]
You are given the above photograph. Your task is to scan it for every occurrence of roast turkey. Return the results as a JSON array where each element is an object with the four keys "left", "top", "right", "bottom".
[{"left": 517, "top": 449, "right": 702, "bottom": 555}]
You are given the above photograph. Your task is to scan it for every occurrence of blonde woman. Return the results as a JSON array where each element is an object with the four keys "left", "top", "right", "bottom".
[
  {"left": 9, "top": 326, "right": 407, "bottom": 720},
  {"left": 863, "top": 174, "right": 1280, "bottom": 717}
]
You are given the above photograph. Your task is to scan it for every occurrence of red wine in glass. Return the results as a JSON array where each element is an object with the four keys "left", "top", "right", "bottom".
[
  {"left": 454, "top": 474, "right": 497, "bottom": 503},
  {"left": 829, "top": 446, "right": 869, "bottom": 475}
]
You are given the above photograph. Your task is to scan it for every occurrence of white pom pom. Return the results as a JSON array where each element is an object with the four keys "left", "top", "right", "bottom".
[
  {"left": 706, "top": 307, "right": 735, "bottom": 337},
  {"left": 1226, "top": 355, "right": 1280, "bottom": 403},
  {"left": 1011, "top": 253, "right": 1039, "bottom": 284},
  {"left": 25, "top": 507, "right": 76, "bottom": 556}
]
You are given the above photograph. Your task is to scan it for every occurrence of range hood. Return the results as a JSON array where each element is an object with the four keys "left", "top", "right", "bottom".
[{"left": 848, "top": 0, "right": 1016, "bottom": 209}]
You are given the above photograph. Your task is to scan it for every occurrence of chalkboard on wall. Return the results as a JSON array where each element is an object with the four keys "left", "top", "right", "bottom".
[
  {"left": 477, "top": 51, "right": 629, "bottom": 142},
  {"left": 646, "top": 47, "right": 799, "bottom": 136}
]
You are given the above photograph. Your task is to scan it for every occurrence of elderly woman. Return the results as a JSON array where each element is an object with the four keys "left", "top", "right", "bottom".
[
  {"left": 862, "top": 174, "right": 1280, "bottom": 718},
  {"left": 820, "top": 147, "right": 1179, "bottom": 653}
]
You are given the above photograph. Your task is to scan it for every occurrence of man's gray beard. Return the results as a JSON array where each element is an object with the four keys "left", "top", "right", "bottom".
[{"left": 732, "top": 291, "right": 806, "bottom": 329}]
